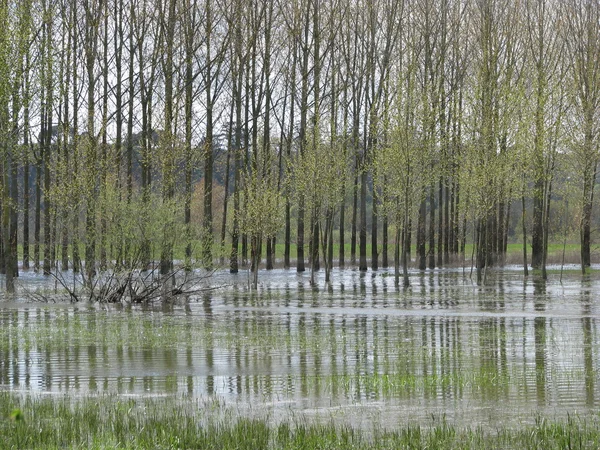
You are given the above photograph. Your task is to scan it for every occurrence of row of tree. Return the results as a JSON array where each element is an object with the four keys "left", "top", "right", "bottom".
[{"left": 0, "top": 0, "right": 599, "bottom": 291}]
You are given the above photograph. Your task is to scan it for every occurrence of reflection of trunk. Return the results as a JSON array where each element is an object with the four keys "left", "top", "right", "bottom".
[
  {"left": 582, "top": 316, "right": 594, "bottom": 405},
  {"left": 534, "top": 315, "right": 547, "bottom": 403}
]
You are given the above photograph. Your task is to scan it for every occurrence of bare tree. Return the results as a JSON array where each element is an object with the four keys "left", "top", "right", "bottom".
[{"left": 563, "top": 0, "right": 600, "bottom": 273}]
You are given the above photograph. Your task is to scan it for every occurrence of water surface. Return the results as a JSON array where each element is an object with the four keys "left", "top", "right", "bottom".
[{"left": 1, "top": 267, "right": 599, "bottom": 431}]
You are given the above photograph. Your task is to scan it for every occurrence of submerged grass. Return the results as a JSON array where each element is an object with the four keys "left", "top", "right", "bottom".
[{"left": 1, "top": 392, "right": 600, "bottom": 449}]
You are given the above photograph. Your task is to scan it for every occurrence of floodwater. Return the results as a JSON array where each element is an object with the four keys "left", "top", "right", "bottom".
[{"left": 0, "top": 266, "right": 599, "bottom": 431}]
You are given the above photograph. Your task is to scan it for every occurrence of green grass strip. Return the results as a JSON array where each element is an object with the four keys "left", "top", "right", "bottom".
[{"left": 1, "top": 392, "right": 600, "bottom": 449}]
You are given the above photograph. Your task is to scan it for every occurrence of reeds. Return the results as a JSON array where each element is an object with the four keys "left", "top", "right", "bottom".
[{"left": 2, "top": 392, "right": 599, "bottom": 449}]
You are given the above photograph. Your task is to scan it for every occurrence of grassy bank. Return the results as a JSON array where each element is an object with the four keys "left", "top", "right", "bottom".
[{"left": 1, "top": 393, "right": 600, "bottom": 449}]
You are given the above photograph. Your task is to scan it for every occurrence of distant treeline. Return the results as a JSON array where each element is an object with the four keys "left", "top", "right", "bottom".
[{"left": 0, "top": 0, "right": 598, "bottom": 290}]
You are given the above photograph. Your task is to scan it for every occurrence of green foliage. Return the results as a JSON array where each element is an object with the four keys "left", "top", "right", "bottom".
[
  {"left": 1, "top": 392, "right": 600, "bottom": 449},
  {"left": 374, "top": 115, "right": 430, "bottom": 227},
  {"left": 238, "top": 170, "right": 284, "bottom": 241},
  {"left": 288, "top": 127, "right": 350, "bottom": 222},
  {"left": 10, "top": 408, "right": 23, "bottom": 422},
  {"left": 98, "top": 186, "right": 188, "bottom": 263}
]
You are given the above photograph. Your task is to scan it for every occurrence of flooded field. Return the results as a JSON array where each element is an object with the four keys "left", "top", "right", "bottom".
[{"left": 1, "top": 267, "right": 599, "bottom": 432}]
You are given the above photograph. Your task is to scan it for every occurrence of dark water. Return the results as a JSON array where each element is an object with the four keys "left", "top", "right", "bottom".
[{"left": 0, "top": 267, "right": 599, "bottom": 430}]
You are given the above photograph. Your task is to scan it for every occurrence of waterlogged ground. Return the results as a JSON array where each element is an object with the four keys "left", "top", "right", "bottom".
[{"left": 0, "top": 266, "right": 599, "bottom": 432}]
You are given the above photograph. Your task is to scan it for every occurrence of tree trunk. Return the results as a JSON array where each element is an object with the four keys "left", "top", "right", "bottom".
[
  {"left": 125, "top": 1, "right": 134, "bottom": 267},
  {"left": 394, "top": 226, "right": 400, "bottom": 286},
  {"left": 438, "top": 178, "right": 443, "bottom": 267},
  {"left": 359, "top": 168, "right": 367, "bottom": 271},
  {"left": 230, "top": 5, "right": 243, "bottom": 273},
  {"left": 402, "top": 216, "right": 409, "bottom": 287},
  {"left": 371, "top": 183, "right": 378, "bottom": 270},
  {"left": 71, "top": 3, "right": 80, "bottom": 273},
  {"left": 351, "top": 171, "right": 358, "bottom": 265},
  {"left": 522, "top": 194, "right": 528, "bottom": 276},
  {"left": 417, "top": 199, "right": 426, "bottom": 270},
  {"left": 428, "top": 188, "right": 435, "bottom": 269},
  {"left": 203, "top": 0, "right": 214, "bottom": 269},
  {"left": 382, "top": 213, "right": 388, "bottom": 268},
  {"left": 23, "top": 53, "right": 31, "bottom": 270},
  {"left": 220, "top": 101, "right": 234, "bottom": 266},
  {"left": 42, "top": 7, "right": 53, "bottom": 276}
]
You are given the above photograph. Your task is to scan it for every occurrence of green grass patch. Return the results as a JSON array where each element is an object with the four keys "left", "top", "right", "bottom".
[{"left": 1, "top": 392, "right": 600, "bottom": 449}]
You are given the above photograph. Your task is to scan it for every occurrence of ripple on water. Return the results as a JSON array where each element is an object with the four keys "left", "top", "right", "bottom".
[{"left": 0, "top": 269, "right": 599, "bottom": 430}]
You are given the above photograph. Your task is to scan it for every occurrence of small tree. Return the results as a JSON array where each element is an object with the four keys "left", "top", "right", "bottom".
[
  {"left": 237, "top": 171, "right": 284, "bottom": 289},
  {"left": 375, "top": 121, "right": 429, "bottom": 287},
  {"left": 290, "top": 124, "right": 349, "bottom": 285}
]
